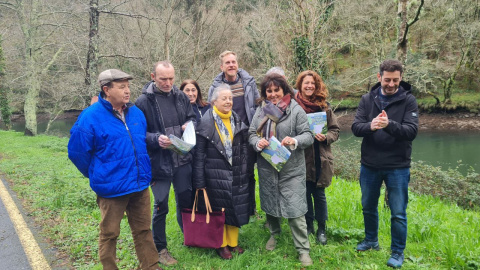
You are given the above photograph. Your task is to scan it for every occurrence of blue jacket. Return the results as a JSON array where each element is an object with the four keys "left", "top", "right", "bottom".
[{"left": 68, "top": 95, "right": 152, "bottom": 198}]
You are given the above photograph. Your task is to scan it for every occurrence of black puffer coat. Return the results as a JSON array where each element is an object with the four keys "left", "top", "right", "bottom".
[{"left": 192, "top": 109, "right": 250, "bottom": 227}]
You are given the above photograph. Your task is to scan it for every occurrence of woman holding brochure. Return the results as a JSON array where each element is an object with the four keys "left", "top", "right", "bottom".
[
  {"left": 295, "top": 70, "right": 340, "bottom": 245},
  {"left": 248, "top": 73, "right": 314, "bottom": 267},
  {"left": 192, "top": 83, "right": 251, "bottom": 260}
]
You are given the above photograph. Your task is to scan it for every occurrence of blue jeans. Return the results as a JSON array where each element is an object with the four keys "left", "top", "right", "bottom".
[{"left": 359, "top": 165, "right": 409, "bottom": 253}]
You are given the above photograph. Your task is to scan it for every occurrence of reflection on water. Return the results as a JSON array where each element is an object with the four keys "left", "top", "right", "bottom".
[
  {"left": 338, "top": 129, "right": 480, "bottom": 174},
  {"left": 0, "top": 118, "right": 77, "bottom": 137}
]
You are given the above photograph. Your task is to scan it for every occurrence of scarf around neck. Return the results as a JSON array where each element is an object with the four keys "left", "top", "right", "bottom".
[
  {"left": 295, "top": 92, "right": 322, "bottom": 113},
  {"left": 212, "top": 106, "right": 235, "bottom": 165},
  {"left": 256, "top": 94, "right": 292, "bottom": 139}
]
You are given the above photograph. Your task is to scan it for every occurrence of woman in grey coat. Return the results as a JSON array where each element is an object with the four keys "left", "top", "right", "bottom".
[{"left": 248, "top": 74, "right": 314, "bottom": 267}]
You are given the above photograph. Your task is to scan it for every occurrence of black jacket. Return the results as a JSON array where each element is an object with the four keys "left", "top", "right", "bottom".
[
  {"left": 135, "top": 81, "right": 196, "bottom": 179},
  {"left": 351, "top": 81, "right": 418, "bottom": 169},
  {"left": 193, "top": 109, "right": 250, "bottom": 227}
]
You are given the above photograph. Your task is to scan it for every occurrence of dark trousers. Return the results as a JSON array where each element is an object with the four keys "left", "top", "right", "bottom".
[
  {"left": 247, "top": 145, "right": 257, "bottom": 215},
  {"left": 97, "top": 188, "right": 159, "bottom": 270},
  {"left": 151, "top": 163, "right": 192, "bottom": 251},
  {"left": 305, "top": 181, "right": 328, "bottom": 225}
]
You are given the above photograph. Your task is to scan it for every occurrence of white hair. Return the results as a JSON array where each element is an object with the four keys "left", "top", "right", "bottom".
[
  {"left": 266, "top": 66, "right": 285, "bottom": 77},
  {"left": 210, "top": 83, "right": 232, "bottom": 102}
]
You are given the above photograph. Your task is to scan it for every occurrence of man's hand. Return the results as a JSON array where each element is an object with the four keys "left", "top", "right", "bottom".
[
  {"left": 371, "top": 110, "right": 389, "bottom": 131},
  {"left": 158, "top": 135, "right": 172, "bottom": 149}
]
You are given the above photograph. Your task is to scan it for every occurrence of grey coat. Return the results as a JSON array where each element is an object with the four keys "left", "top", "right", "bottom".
[{"left": 248, "top": 100, "right": 314, "bottom": 218}]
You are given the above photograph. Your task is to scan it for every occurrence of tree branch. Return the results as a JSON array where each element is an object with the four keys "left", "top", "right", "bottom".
[
  {"left": 42, "top": 46, "right": 64, "bottom": 74},
  {"left": 0, "top": 2, "right": 15, "bottom": 10},
  {"left": 99, "top": 54, "right": 142, "bottom": 59},
  {"left": 99, "top": 10, "right": 159, "bottom": 21},
  {"left": 402, "top": 0, "right": 424, "bottom": 42}
]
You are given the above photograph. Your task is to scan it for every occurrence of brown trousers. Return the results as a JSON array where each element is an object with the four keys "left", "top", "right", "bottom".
[{"left": 97, "top": 188, "right": 159, "bottom": 270}]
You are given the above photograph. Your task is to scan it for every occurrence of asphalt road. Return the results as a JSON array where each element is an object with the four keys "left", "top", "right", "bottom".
[{"left": 0, "top": 178, "right": 32, "bottom": 269}]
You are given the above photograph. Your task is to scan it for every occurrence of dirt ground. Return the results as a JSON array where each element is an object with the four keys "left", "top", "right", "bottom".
[{"left": 336, "top": 110, "right": 480, "bottom": 132}]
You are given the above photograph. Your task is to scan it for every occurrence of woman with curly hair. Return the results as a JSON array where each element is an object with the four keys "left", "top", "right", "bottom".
[{"left": 295, "top": 70, "right": 340, "bottom": 245}]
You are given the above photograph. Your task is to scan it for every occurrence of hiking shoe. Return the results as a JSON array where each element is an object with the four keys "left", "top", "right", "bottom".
[
  {"left": 316, "top": 231, "right": 327, "bottom": 245},
  {"left": 158, "top": 248, "right": 177, "bottom": 266},
  {"left": 266, "top": 235, "right": 276, "bottom": 251},
  {"left": 299, "top": 253, "right": 313, "bottom": 266},
  {"left": 387, "top": 252, "right": 404, "bottom": 268},
  {"left": 356, "top": 240, "right": 380, "bottom": 251}
]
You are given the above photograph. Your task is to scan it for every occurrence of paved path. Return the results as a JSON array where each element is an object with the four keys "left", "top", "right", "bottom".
[{"left": 0, "top": 176, "right": 50, "bottom": 269}]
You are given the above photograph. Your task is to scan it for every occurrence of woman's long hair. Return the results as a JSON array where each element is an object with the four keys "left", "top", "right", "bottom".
[
  {"left": 295, "top": 70, "right": 328, "bottom": 109},
  {"left": 179, "top": 79, "right": 209, "bottom": 107}
]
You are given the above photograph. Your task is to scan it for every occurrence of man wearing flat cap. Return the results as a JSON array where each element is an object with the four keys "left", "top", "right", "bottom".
[{"left": 68, "top": 69, "right": 161, "bottom": 270}]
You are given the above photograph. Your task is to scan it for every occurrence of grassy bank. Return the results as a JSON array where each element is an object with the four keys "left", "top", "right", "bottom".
[{"left": 0, "top": 131, "right": 479, "bottom": 269}]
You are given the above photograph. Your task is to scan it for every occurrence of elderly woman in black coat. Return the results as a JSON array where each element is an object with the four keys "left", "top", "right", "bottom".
[{"left": 192, "top": 83, "right": 251, "bottom": 260}]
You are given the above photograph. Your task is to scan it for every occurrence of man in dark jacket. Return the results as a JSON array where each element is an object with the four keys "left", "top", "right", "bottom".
[
  {"left": 68, "top": 69, "right": 160, "bottom": 270},
  {"left": 208, "top": 50, "right": 260, "bottom": 216},
  {"left": 135, "top": 61, "right": 196, "bottom": 267},
  {"left": 352, "top": 59, "right": 418, "bottom": 269}
]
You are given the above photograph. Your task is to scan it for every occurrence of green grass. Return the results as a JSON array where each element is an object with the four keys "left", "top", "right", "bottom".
[{"left": 1, "top": 130, "right": 479, "bottom": 269}]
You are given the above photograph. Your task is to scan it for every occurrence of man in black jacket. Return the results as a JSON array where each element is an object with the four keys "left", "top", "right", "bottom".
[
  {"left": 135, "top": 61, "right": 196, "bottom": 267},
  {"left": 352, "top": 59, "right": 418, "bottom": 269}
]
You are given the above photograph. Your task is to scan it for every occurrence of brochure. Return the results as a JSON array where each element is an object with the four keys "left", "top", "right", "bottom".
[
  {"left": 307, "top": 112, "right": 328, "bottom": 135},
  {"left": 260, "top": 136, "right": 291, "bottom": 172},
  {"left": 167, "top": 121, "right": 196, "bottom": 155}
]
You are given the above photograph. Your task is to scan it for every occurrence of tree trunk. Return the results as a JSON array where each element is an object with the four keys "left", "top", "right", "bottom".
[
  {"left": 0, "top": 35, "right": 11, "bottom": 130},
  {"left": 396, "top": 0, "right": 408, "bottom": 64},
  {"left": 21, "top": 0, "right": 40, "bottom": 136},
  {"left": 85, "top": 0, "right": 100, "bottom": 97},
  {"left": 24, "top": 64, "right": 41, "bottom": 136}
]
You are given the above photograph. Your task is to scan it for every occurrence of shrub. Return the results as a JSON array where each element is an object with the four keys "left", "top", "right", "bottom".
[
  {"left": 410, "top": 162, "right": 480, "bottom": 210},
  {"left": 333, "top": 141, "right": 480, "bottom": 210}
]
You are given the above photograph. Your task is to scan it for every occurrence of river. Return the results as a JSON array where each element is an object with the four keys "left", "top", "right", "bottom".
[
  {"left": 1, "top": 118, "right": 479, "bottom": 173},
  {"left": 339, "top": 129, "right": 479, "bottom": 174}
]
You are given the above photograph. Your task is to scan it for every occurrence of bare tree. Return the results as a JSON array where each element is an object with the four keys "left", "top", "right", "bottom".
[
  {"left": 396, "top": 0, "right": 424, "bottom": 64},
  {"left": 0, "top": 0, "right": 70, "bottom": 135},
  {"left": 0, "top": 34, "right": 11, "bottom": 129}
]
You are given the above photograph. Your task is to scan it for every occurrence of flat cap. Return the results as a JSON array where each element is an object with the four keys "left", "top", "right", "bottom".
[{"left": 98, "top": 69, "right": 133, "bottom": 86}]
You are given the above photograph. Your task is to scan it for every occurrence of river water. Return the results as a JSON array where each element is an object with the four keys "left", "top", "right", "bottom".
[
  {"left": 1, "top": 118, "right": 479, "bottom": 173},
  {"left": 339, "top": 129, "right": 479, "bottom": 174}
]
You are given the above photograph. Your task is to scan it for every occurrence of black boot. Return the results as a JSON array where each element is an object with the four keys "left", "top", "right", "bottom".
[
  {"left": 306, "top": 219, "right": 314, "bottom": 235},
  {"left": 316, "top": 222, "right": 327, "bottom": 245}
]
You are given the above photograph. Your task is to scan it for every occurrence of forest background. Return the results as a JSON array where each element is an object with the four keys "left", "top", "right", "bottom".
[
  {"left": 0, "top": 0, "right": 479, "bottom": 136},
  {"left": 1, "top": 0, "right": 480, "bottom": 269}
]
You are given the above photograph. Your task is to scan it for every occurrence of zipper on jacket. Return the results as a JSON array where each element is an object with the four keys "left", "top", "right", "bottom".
[
  {"left": 123, "top": 121, "right": 141, "bottom": 188},
  {"left": 114, "top": 110, "right": 141, "bottom": 188}
]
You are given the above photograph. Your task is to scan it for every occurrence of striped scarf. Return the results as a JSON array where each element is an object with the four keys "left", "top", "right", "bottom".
[{"left": 256, "top": 94, "right": 291, "bottom": 139}]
